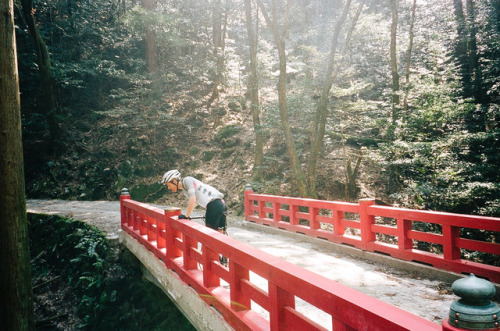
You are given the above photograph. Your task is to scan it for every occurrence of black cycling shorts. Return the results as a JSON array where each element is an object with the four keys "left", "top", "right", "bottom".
[{"left": 205, "top": 199, "right": 227, "bottom": 231}]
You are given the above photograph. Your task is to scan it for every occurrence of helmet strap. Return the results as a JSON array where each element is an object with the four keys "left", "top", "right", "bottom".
[{"left": 172, "top": 179, "right": 180, "bottom": 191}]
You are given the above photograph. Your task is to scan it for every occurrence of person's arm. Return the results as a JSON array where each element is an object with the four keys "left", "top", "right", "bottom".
[{"left": 186, "top": 195, "right": 196, "bottom": 218}]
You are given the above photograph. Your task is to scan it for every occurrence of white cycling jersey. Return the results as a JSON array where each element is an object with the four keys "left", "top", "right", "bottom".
[{"left": 182, "top": 176, "right": 224, "bottom": 208}]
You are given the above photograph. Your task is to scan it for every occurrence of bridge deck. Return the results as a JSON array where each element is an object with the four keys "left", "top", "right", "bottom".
[
  {"left": 229, "top": 221, "right": 455, "bottom": 325},
  {"left": 25, "top": 199, "right": 481, "bottom": 328}
]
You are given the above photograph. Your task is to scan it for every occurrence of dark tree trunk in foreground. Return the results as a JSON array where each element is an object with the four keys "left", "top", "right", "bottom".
[
  {"left": 0, "top": 0, "right": 35, "bottom": 329},
  {"left": 244, "top": 0, "right": 264, "bottom": 180}
]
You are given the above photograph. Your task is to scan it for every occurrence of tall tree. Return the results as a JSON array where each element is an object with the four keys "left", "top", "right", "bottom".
[
  {"left": 207, "top": 0, "right": 229, "bottom": 109},
  {"left": 306, "top": 0, "right": 357, "bottom": 197},
  {"left": 403, "top": 0, "right": 417, "bottom": 113},
  {"left": 0, "top": 0, "right": 35, "bottom": 328},
  {"left": 453, "top": 0, "right": 473, "bottom": 98},
  {"left": 389, "top": 0, "right": 400, "bottom": 137},
  {"left": 257, "top": 0, "right": 309, "bottom": 197},
  {"left": 143, "top": 0, "right": 158, "bottom": 73},
  {"left": 465, "top": 0, "right": 484, "bottom": 104},
  {"left": 244, "top": 0, "right": 264, "bottom": 180},
  {"left": 19, "top": 0, "right": 61, "bottom": 150}
]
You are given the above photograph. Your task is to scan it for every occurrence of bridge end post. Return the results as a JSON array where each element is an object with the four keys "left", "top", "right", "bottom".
[
  {"left": 244, "top": 184, "right": 253, "bottom": 222},
  {"left": 120, "top": 188, "right": 131, "bottom": 229},
  {"left": 442, "top": 274, "right": 500, "bottom": 331}
]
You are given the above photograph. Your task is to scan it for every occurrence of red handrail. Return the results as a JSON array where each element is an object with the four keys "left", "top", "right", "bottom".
[
  {"left": 244, "top": 188, "right": 500, "bottom": 284},
  {"left": 120, "top": 193, "right": 443, "bottom": 330}
]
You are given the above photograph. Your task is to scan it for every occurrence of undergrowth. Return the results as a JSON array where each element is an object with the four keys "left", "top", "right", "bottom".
[{"left": 29, "top": 213, "right": 195, "bottom": 330}]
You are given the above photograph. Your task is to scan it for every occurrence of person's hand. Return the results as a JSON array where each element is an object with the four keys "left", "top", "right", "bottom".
[{"left": 178, "top": 214, "right": 190, "bottom": 220}]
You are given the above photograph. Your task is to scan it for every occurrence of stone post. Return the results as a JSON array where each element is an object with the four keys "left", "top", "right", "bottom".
[{"left": 442, "top": 274, "right": 500, "bottom": 330}]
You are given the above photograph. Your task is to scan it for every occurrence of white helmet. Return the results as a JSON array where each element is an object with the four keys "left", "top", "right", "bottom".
[{"left": 161, "top": 169, "right": 181, "bottom": 184}]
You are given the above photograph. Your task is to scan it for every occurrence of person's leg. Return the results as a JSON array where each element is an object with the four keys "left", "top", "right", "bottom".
[
  {"left": 205, "top": 199, "right": 226, "bottom": 231},
  {"left": 205, "top": 199, "right": 228, "bottom": 265}
]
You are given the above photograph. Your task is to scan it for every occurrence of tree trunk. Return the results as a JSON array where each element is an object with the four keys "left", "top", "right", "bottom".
[
  {"left": 20, "top": 0, "right": 61, "bottom": 151},
  {"left": 307, "top": 0, "right": 357, "bottom": 197},
  {"left": 207, "top": 0, "right": 228, "bottom": 110},
  {"left": 257, "top": 0, "right": 309, "bottom": 197},
  {"left": 466, "top": 0, "right": 484, "bottom": 104},
  {"left": 244, "top": 0, "right": 264, "bottom": 180},
  {"left": 453, "top": 0, "right": 473, "bottom": 98},
  {"left": 142, "top": 0, "right": 157, "bottom": 73},
  {"left": 0, "top": 0, "right": 35, "bottom": 328},
  {"left": 389, "top": 0, "right": 400, "bottom": 138},
  {"left": 20, "top": 0, "right": 59, "bottom": 145},
  {"left": 402, "top": 0, "right": 417, "bottom": 114}
]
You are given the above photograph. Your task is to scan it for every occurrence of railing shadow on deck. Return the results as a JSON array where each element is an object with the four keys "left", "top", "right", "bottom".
[{"left": 120, "top": 191, "right": 451, "bottom": 331}]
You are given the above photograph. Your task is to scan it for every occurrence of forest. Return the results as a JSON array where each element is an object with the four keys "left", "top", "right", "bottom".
[{"left": 13, "top": 0, "right": 500, "bottom": 217}]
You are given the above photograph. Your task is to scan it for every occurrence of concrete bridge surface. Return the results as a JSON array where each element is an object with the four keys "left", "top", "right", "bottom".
[{"left": 28, "top": 199, "right": 484, "bottom": 328}]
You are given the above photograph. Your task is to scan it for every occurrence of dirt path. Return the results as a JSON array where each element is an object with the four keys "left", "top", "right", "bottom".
[{"left": 27, "top": 199, "right": 457, "bottom": 326}]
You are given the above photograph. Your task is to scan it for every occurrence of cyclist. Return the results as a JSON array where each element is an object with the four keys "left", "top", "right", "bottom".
[{"left": 161, "top": 169, "right": 227, "bottom": 234}]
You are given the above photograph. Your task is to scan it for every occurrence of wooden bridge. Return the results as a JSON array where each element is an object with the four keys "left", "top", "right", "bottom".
[{"left": 119, "top": 185, "right": 500, "bottom": 331}]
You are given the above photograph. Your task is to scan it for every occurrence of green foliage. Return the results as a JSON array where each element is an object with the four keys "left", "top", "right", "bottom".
[
  {"left": 29, "top": 213, "right": 195, "bottom": 330},
  {"left": 16, "top": 0, "right": 500, "bottom": 217},
  {"left": 376, "top": 70, "right": 500, "bottom": 216}
]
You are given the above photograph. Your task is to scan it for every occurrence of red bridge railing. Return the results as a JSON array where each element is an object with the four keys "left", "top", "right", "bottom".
[
  {"left": 244, "top": 186, "right": 500, "bottom": 284},
  {"left": 120, "top": 191, "right": 446, "bottom": 331}
]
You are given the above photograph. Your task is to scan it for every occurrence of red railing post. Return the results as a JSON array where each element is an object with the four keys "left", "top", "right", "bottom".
[
  {"left": 442, "top": 224, "right": 461, "bottom": 261},
  {"left": 120, "top": 188, "right": 131, "bottom": 228},
  {"left": 165, "top": 208, "right": 182, "bottom": 262},
  {"left": 273, "top": 201, "right": 281, "bottom": 223},
  {"left": 147, "top": 216, "right": 155, "bottom": 242},
  {"left": 333, "top": 209, "right": 345, "bottom": 236},
  {"left": 290, "top": 202, "right": 299, "bottom": 226},
  {"left": 229, "top": 261, "right": 251, "bottom": 312},
  {"left": 258, "top": 200, "right": 266, "bottom": 220},
  {"left": 397, "top": 218, "right": 413, "bottom": 250},
  {"left": 139, "top": 212, "right": 147, "bottom": 236},
  {"left": 244, "top": 184, "right": 253, "bottom": 221},
  {"left": 157, "top": 217, "right": 166, "bottom": 249},
  {"left": 132, "top": 210, "right": 139, "bottom": 231},
  {"left": 311, "top": 207, "right": 320, "bottom": 230},
  {"left": 269, "top": 282, "right": 294, "bottom": 331},
  {"left": 182, "top": 233, "right": 198, "bottom": 270},
  {"left": 360, "top": 199, "right": 376, "bottom": 250},
  {"left": 202, "top": 246, "right": 220, "bottom": 288}
]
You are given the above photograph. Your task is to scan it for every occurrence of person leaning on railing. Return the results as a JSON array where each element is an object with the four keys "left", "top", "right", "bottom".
[{"left": 161, "top": 169, "right": 227, "bottom": 234}]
